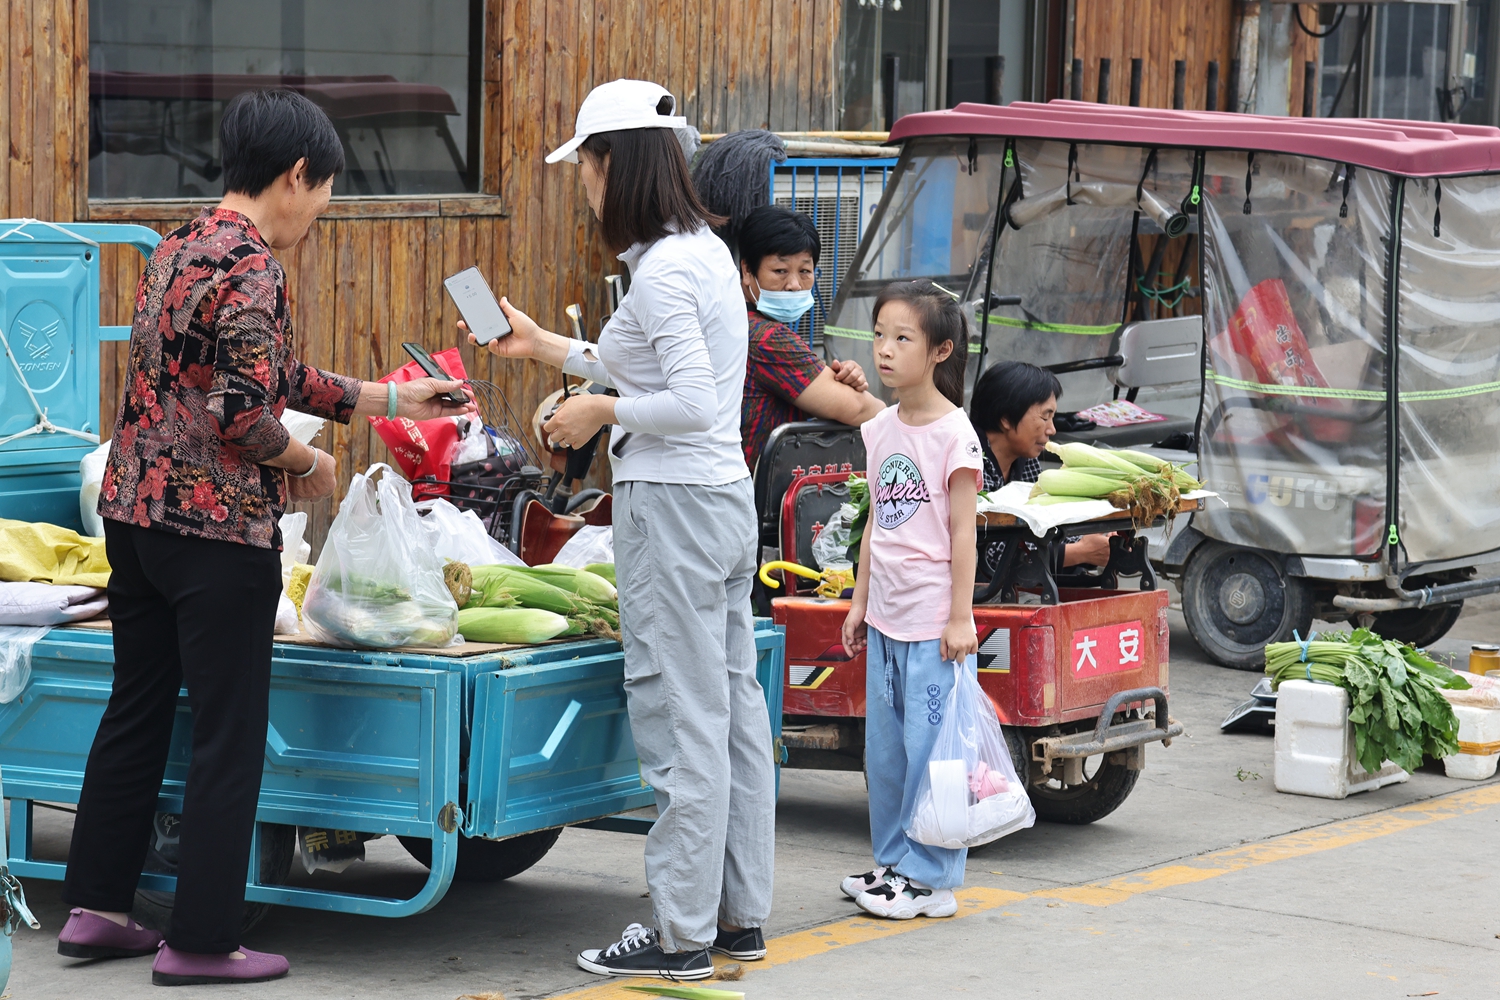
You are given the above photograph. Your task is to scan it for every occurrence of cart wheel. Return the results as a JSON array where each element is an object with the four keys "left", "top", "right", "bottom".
[
  {"left": 1026, "top": 753, "right": 1140, "bottom": 825},
  {"left": 399, "top": 827, "right": 562, "bottom": 883},
  {"left": 1181, "top": 541, "right": 1312, "bottom": 669},
  {"left": 131, "top": 815, "right": 296, "bottom": 935},
  {"left": 1371, "top": 601, "right": 1464, "bottom": 648}
]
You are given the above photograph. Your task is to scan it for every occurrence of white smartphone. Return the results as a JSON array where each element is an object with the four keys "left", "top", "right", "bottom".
[{"left": 444, "top": 266, "right": 512, "bottom": 345}]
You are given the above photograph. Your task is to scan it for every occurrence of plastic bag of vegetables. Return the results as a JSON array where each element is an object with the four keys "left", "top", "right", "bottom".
[{"left": 302, "top": 464, "right": 459, "bottom": 649}]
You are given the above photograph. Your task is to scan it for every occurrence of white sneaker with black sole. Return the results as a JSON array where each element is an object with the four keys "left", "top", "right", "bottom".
[
  {"left": 855, "top": 875, "right": 958, "bottom": 920},
  {"left": 841, "top": 865, "right": 890, "bottom": 899},
  {"left": 576, "top": 923, "right": 714, "bottom": 980}
]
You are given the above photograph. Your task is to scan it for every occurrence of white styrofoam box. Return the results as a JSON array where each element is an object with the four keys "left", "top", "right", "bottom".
[
  {"left": 1273, "top": 680, "right": 1409, "bottom": 799},
  {"left": 1442, "top": 703, "right": 1500, "bottom": 780}
]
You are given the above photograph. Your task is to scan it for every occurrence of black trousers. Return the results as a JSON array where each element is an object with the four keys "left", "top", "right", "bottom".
[{"left": 64, "top": 521, "right": 281, "bottom": 954}]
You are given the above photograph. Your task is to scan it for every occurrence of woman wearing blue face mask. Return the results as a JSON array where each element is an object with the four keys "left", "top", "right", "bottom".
[{"left": 738, "top": 206, "right": 884, "bottom": 470}]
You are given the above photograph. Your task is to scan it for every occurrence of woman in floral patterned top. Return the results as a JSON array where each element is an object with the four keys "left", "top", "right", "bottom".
[{"left": 60, "top": 91, "right": 472, "bottom": 987}]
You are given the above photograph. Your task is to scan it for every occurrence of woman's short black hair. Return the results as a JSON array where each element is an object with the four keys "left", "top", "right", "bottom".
[
  {"left": 970, "top": 361, "right": 1063, "bottom": 435},
  {"left": 737, "top": 206, "right": 820, "bottom": 274},
  {"left": 872, "top": 280, "right": 969, "bottom": 408},
  {"left": 580, "top": 99, "right": 726, "bottom": 252},
  {"left": 220, "top": 90, "right": 345, "bottom": 197}
]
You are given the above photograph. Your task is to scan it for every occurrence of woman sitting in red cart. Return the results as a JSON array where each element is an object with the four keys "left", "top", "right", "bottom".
[
  {"left": 969, "top": 361, "right": 1111, "bottom": 573},
  {"left": 737, "top": 206, "right": 884, "bottom": 470}
]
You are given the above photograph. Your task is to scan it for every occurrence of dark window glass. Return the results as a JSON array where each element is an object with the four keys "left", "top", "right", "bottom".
[
  {"left": 840, "top": 0, "right": 930, "bottom": 131},
  {"left": 88, "top": 0, "right": 482, "bottom": 199}
]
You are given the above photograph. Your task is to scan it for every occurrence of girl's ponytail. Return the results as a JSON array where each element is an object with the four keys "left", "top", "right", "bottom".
[{"left": 871, "top": 280, "right": 969, "bottom": 407}]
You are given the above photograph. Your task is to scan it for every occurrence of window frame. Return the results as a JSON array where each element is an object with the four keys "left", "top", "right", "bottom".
[{"left": 83, "top": 0, "right": 502, "bottom": 219}]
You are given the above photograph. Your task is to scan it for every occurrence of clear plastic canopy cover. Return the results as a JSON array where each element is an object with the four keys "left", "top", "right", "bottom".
[{"left": 824, "top": 134, "right": 1500, "bottom": 568}]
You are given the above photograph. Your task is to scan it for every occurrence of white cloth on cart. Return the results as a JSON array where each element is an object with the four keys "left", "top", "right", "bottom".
[
  {"left": 0, "top": 581, "right": 107, "bottom": 626},
  {"left": 976, "top": 480, "right": 1216, "bottom": 537}
]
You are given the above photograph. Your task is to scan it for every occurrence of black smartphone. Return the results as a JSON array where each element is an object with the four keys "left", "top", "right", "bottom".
[{"left": 401, "top": 342, "right": 471, "bottom": 405}]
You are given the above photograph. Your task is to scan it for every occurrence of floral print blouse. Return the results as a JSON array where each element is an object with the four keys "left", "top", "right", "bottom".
[{"left": 98, "top": 209, "right": 362, "bottom": 550}]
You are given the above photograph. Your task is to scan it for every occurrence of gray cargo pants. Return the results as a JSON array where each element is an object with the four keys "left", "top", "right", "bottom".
[{"left": 613, "top": 478, "right": 775, "bottom": 953}]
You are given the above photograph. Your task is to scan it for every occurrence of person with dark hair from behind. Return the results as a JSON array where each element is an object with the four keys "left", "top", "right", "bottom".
[
  {"left": 737, "top": 206, "right": 883, "bottom": 470},
  {"left": 56, "top": 90, "right": 474, "bottom": 986},
  {"left": 969, "top": 361, "right": 1111, "bottom": 573}
]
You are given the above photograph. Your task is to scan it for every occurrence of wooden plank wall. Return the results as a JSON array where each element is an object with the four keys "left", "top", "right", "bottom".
[
  {"left": 3, "top": 0, "right": 841, "bottom": 552},
  {"left": 1071, "top": 1, "right": 1318, "bottom": 114}
]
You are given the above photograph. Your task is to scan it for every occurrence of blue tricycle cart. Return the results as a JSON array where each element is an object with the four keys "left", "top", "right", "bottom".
[{"left": 0, "top": 220, "right": 785, "bottom": 923}]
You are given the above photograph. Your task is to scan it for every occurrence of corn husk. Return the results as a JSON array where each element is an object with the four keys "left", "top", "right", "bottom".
[
  {"left": 457, "top": 607, "right": 569, "bottom": 643},
  {"left": 1029, "top": 469, "right": 1127, "bottom": 498}
]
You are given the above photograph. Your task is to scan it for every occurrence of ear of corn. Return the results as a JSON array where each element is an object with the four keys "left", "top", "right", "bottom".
[
  {"left": 527, "top": 563, "right": 618, "bottom": 604},
  {"left": 1044, "top": 441, "right": 1142, "bottom": 475},
  {"left": 1030, "top": 469, "right": 1129, "bottom": 498},
  {"left": 1109, "top": 447, "right": 1169, "bottom": 473},
  {"left": 583, "top": 562, "right": 616, "bottom": 585},
  {"left": 1028, "top": 493, "right": 1095, "bottom": 506},
  {"left": 467, "top": 564, "right": 621, "bottom": 640},
  {"left": 458, "top": 607, "right": 570, "bottom": 644}
]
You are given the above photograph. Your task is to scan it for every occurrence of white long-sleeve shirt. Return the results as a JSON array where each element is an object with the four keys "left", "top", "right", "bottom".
[{"left": 562, "top": 224, "right": 750, "bottom": 486}]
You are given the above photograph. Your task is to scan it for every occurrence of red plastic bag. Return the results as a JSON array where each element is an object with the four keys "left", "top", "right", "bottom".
[
  {"left": 368, "top": 348, "right": 466, "bottom": 487},
  {"left": 1216, "top": 278, "right": 1350, "bottom": 443}
]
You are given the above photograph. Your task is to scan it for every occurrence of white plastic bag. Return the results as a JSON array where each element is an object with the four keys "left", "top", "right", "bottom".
[
  {"left": 79, "top": 441, "right": 112, "bottom": 538},
  {"left": 280, "top": 409, "right": 327, "bottom": 445},
  {"left": 301, "top": 464, "right": 459, "bottom": 649},
  {"left": 552, "top": 525, "right": 613, "bottom": 568},
  {"left": 0, "top": 625, "right": 50, "bottom": 704},
  {"left": 905, "top": 662, "right": 1035, "bottom": 849},
  {"left": 274, "top": 592, "right": 300, "bottom": 635},
  {"left": 452, "top": 416, "right": 491, "bottom": 466},
  {"left": 811, "top": 504, "right": 856, "bottom": 570},
  {"left": 416, "top": 498, "right": 525, "bottom": 567},
  {"left": 278, "top": 511, "right": 311, "bottom": 587}
]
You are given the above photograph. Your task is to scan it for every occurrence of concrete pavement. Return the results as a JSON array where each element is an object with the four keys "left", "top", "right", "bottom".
[{"left": 6, "top": 598, "right": 1499, "bottom": 999}]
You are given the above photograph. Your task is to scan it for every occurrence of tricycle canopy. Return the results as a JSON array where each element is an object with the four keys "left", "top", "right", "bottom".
[{"left": 825, "top": 101, "right": 1500, "bottom": 580}]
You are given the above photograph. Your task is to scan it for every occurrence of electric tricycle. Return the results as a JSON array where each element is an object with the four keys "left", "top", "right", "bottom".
[
  {"left": 754, "top": 422, "right": 1188, "bottom": 824},
  {"left": 818, "top": 101, "right": 1500, "bottom": 667}
]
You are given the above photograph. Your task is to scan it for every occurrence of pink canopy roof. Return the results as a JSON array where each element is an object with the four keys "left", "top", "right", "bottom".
[{"left": 888, "top": 101, "right": 1500, "bottom": 177}]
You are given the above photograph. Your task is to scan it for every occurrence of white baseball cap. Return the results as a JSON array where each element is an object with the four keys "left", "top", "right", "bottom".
[{"left": 545, "top": 79, "right": 688, "bottom": 164}]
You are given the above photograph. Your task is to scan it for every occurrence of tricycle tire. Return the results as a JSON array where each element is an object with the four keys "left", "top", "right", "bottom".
[
  {"left": 1182, "top": 541, "right": 1312, "bottom": 670},
  {"left": 399, "top": 827, "right": 562, "bottom": 883},
  {"left": 1026, "top": 755, "right": 1140, "bottom": 825},
  {"left": 1371, "top": 601, "right": 1463, "bottom": 648},
  {"left": 132, "top": 819, "right": 295, "bottom": 935}
]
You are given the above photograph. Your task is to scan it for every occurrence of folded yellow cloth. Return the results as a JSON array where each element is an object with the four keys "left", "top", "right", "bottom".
[{"left": 0, "top": 518, "right": 111, "bottom": 588}]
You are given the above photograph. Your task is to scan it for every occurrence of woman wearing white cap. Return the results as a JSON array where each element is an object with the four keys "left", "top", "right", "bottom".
[{"left": 463, "top": 79, "right": 773, "bottom": 981}]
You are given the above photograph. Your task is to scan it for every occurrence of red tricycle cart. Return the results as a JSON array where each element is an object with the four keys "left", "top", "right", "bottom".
[{"left": 757, "top": 423, "right": 1188, "bottom": 823}]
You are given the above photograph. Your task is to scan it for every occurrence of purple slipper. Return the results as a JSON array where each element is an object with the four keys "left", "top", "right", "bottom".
[
  {"left": 152, "top": 944, "right": 290, "bottom": 987},
  {"left": 57, "top": 908, "right": 163, "bottom": 959}
]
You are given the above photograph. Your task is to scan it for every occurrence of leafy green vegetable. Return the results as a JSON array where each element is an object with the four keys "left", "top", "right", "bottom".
[
  {"left": 846, "top": 474, "right": 869, "bottom": 564},
  {"left": 1265, "top": 628, "right": 1470, "bottom": 774}
]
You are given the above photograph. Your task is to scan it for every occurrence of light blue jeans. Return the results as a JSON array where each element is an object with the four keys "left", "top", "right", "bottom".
[{"left": 865, "top": 625, "right": 976, "bottom": 890}]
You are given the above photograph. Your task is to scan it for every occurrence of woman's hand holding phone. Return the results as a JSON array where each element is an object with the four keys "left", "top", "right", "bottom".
[{"left": 463, "top": 297, "right": 539, "bottom": 360}]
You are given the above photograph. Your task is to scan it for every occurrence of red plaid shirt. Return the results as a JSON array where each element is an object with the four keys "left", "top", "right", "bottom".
[
  {"left": 98, "top": 209, "right": 362, "bottom": 549},
  {"left": 740, "top": 307, "right": 825, "bottom": 469}
]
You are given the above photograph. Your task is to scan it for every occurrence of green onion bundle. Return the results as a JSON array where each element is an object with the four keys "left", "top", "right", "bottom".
[{"left": 1265, "top": 628, "right": 1470, "bottom": 774}]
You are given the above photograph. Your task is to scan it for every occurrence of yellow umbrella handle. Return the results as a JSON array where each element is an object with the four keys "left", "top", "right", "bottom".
[{"left": 758, "top": 560, "right": 822, "bottom": 589}]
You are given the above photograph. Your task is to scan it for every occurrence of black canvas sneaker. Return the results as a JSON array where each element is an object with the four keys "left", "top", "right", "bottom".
[
  {"left": 576, "top": 923, "right": 714, "bottom": 980},
  {"left": 710, "top": 925, "right": 767, "bottom": 961}
]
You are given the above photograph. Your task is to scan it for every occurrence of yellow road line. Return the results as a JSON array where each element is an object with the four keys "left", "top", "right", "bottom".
[{"left": 551, "top": 783, "right": 1500, "bottom": 999}]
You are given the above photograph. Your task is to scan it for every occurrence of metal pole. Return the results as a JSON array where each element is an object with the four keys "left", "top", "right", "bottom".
[
  {"left": 1173, "top": 59, "right": 1186, "bottom": 109},
  {"left": 1130, "top": 58, "right": 1143, "bottom": 106},
  {"left": 1302, "top": 59, "right": 1316, "bottom": 116},
  {"left": 1098, "top": 57, "right": 1112, "bottom": 103},
  {"left": 1070, "top": 58, "right": 1083, "bottom": 100},
  {"left": 883, "top": 53, "right": 900, "bottom": 131},
  {"left": 1207, "top": 60, "right": 1220, "bottom": 111}
]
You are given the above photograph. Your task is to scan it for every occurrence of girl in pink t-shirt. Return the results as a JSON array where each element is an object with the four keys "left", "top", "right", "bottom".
[{"left": 840, "top": 280, "right": 983, "bottom": 920}]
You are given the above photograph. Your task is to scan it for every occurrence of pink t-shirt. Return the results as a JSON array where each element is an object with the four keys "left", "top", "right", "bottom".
[{"left": 861, "top": 405, "right": 984, "bottom": 642}]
